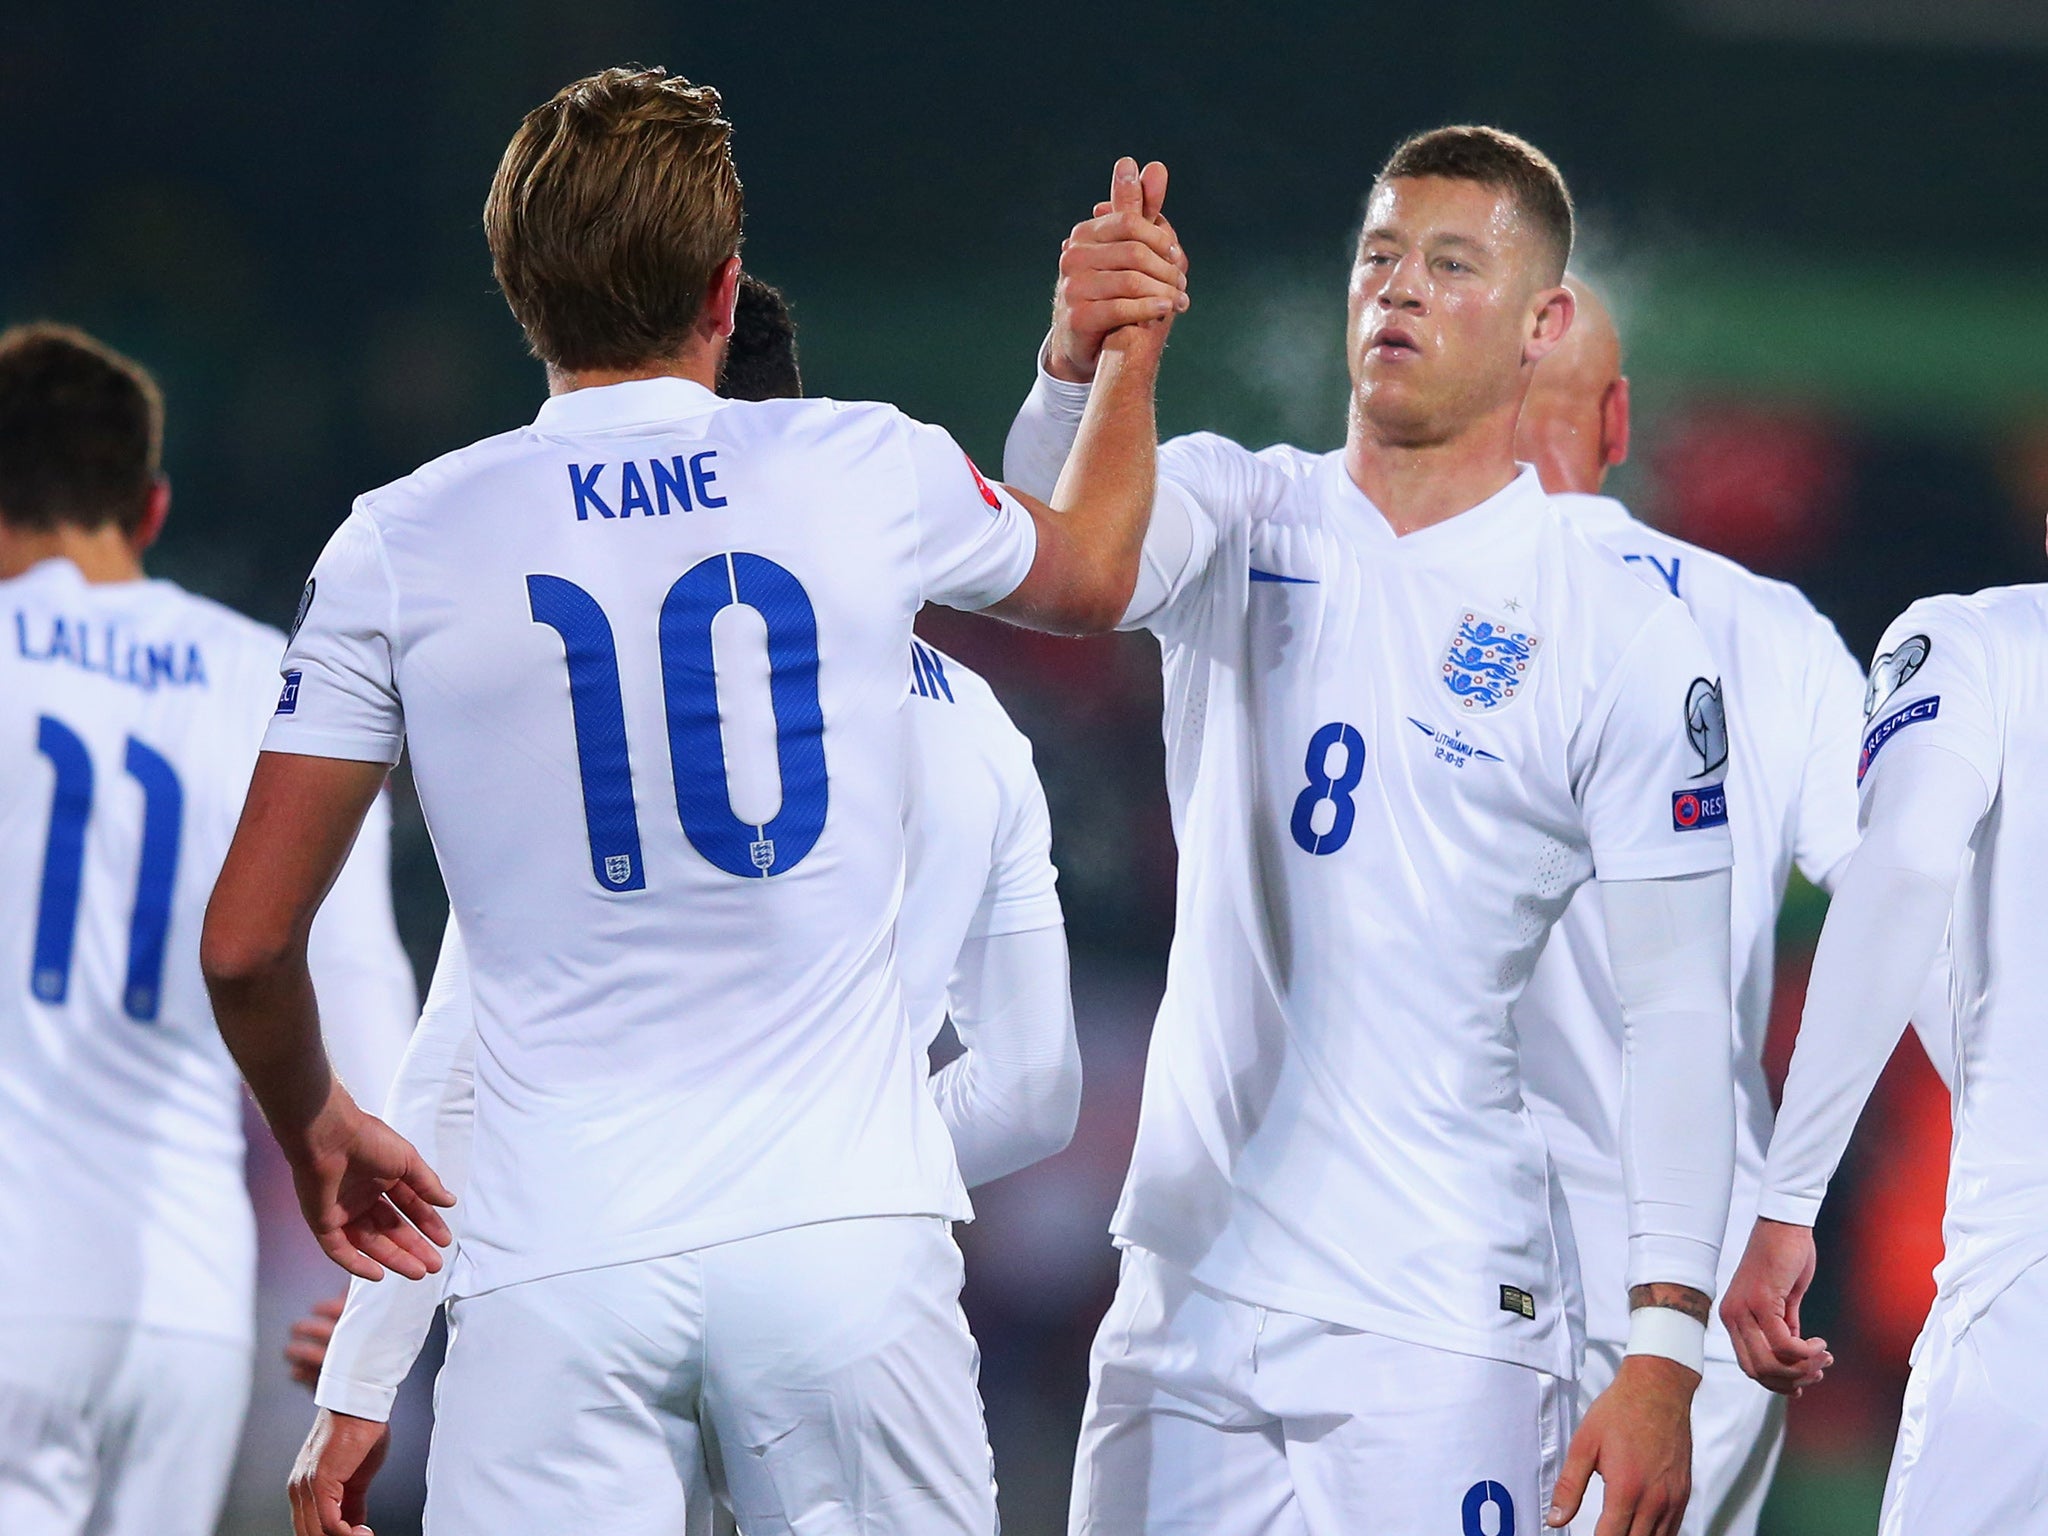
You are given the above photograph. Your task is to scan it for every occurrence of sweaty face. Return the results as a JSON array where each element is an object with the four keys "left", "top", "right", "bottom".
[{"left": 1347, "top": 177, "right": 1554, "bottom": 448}]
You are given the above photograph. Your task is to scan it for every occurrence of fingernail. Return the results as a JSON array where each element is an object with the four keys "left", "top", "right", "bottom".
[
  {"left": 1546, "top": 1507, "right": 1565, "bottom": 1526},
  {"left": 1169, "top": 244, "right": 1180, "bottom": 257}
]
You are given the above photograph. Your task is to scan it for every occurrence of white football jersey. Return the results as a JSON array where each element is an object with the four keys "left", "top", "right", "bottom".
[
  {"left": 314, "top": 638, "right": 1064, "bottom": 1419},
  {"left": 0, "top": 557, "right": 415, "bottom": 1343},
  {"left": 1515, "top": 494, "right": 1865, "bottom": 1353},
  {"left": 1849, "top": 589, "right": 2048, "bottom": 1326},
  {"left": 1114, "top": 444, "right": 1732, "bottom": 1375},
  {"left": 266, "top": 377, "right": 1038, "bottom": 1297}
]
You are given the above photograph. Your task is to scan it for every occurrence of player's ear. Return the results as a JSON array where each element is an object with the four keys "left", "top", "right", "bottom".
[
  {"left": 131, "top": 476, "right": 171, "bottom": 555},
  {"left": 703, "top": 256, "right": 743, "bottom": 343},
  {"left": 1525, "top": 281, "right": 1575, "bottom": 366},
  {"left": 1603, "top": 374, "right": 1632, "bottom": 469}
]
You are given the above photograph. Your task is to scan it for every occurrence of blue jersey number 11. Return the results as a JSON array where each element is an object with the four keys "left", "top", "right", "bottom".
[
  {"left": 30, "top": 716, "right": 184, "bottom": 1021},
  {"left": 529, "top": 552, "right": 829, "bottom": 890}
]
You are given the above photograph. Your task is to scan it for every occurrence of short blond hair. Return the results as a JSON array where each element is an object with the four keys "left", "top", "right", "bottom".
[{"left": 485, "top": 66, "right": 743, "bottom": 371}]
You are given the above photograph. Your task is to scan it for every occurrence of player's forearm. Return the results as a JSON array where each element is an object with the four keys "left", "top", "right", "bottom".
[
  {"left": 999, "top": 332, "right": 1161, "bottom": 636},
  {"left": 1001, "top": 342, "right": 1089, "bottom": 502},
  {"left": 203, "top": 750, "right": 391, "bottom": 1151},
  {"left": 1601, "top": 870, "right": 1737, "bottom": 1300},
  {"left": 1759, "top": 748, "right": 1983, "bottom": 1221},
  {"left": 206, "top": 955, "right": 338, "bottom": 1156},
  {"left": 930, "top": 925, "right": 1081, "bottom": 1186}
]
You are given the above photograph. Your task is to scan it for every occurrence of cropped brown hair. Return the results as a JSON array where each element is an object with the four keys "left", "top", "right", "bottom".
[
  {"left": 485, "top": 66, "right": 743, "bottom": 372},
  {"left": 0, "top": 322, "right": 163, "bottom": 535},
  {"left": 1376, "top": 126, "right": 1573, "bottom": 284}
]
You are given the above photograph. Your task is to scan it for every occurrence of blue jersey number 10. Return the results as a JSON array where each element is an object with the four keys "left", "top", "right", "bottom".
[
  {"left": 30, "top": 716, "right": 184, "bottom": 1021},
  {"left": 529, "top": 552, "right": 829, "bottom": 891}
]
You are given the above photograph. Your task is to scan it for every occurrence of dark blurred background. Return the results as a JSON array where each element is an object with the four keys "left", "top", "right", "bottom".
[{"left": 6, "top": 2, "right": 2045, "bottom": 1531}]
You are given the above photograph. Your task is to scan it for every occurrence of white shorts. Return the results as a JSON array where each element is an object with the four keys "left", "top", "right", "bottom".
[
  {"left": 1569, "top": 1342, "right": 1783, "bottom": 1536},
  {"left": 1070, "top": 1246, "right": 1571, "bottom": 1536},
  {"left": 0, "top": 1320, "right": 251, "bottom": 1536},
  {"left": 1882, "top": 1263, "right": 2048, "bottom": 1534},
  {"left": 425, "top": 1215, "right": 996, "bottom": 1536}
]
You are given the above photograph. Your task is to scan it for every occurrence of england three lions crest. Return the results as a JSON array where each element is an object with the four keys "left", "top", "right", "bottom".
[{"left": 1441, "top": 611, "right": 1543, "bottom": 712}]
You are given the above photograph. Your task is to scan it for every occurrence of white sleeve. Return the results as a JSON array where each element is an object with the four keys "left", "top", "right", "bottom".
[
  {"left": 306, "top": 788, "right": 417, "bottom": 1112},
  {"left": 262, "top": 508, "right": 405, "bottom": 764},
  {"left": 314, "top": 918, "right": 476, "bottom": 1422},
  {"left": 964, "top": 728, "right": 1064, "bottom": 942},
  {"left": 1759, "top": 599, "right": 2000, "bottom": 1221},
  {"left": 1756, "top": 746, "right": 1988, "bottom": 1224},
  {"left": 927, "top": 923, "right": 1081, "bottom": 1188},
  {"left": 901, "top": 416, "right": 1040, "bottom": 612},
  {"left": 1600, "top": 869, "right": 1736, "bottom": 1299},
  {"left": 1001, "top": 343, "right": 1090, "bottom": 502},
  {"left": 1576, "top": 601, "right": 1737, "bottom": 882}
]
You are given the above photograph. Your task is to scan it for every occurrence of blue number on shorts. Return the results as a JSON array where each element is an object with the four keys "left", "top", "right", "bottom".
[
  {"left": 660, "top": 553, "right": 828, "bottom": 879},
  {"left": 30, "top": 716, "right": 94, "bottom": 1003},
  {"left": 1289, "top": 720, "right": 1365, "bottom": 855},
  {"left": 527, "top": 575, "right": 648, "bottom": 892},
  {"left": 120, "top": 738, "right": 185, "bottom": 1021},
  {"left": 29, "top": 717, "right": 186, "bottom": 1020},
  {"left": 531, "top": 555, "right": 829, "bottom": 888},
  {"left": 1462, "top": 1480, "right": 1515, "bottom": 1536}
]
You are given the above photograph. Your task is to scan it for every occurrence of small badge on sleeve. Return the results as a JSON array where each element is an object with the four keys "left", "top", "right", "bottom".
[
  {"left": 964, "top": 454, "right": 1003, "bottom": 513},
  {"left": 289, "top": 577, "right": 317, "bottom": 642},
  {"left": 1685, "top": 677, "right": 1728, "bottom": 776},
  {"left": 1499, "top": 1285, "right": 1537, "bottom": 1320},
  {"left": 1671, "top": 782, "right": 1728, "bottom": 831},
  {"left": 275, "top": 669, "right": 302, "bottom": 716},
  {"left": 1865, "top": 634, "right": 1931, "bottom": 718}
]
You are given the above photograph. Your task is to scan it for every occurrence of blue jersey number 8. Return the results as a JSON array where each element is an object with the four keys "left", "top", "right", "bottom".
[
  {"left": 529, "top": 553, "right": 829, "bottom": 890},
  {"left": 1289, "top": 720, "right": 1364, "bottom": 855}
]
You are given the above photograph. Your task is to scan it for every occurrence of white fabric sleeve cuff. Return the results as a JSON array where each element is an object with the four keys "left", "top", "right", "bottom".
[
  {"left": 1000, "top": 339, "right": 1092, "bottom": 501},
  {"left": 1626, "top": 1306, "right": 1708, "bottom": 1376},
  {"left": 1753, "top": 1191, "right": 1823, "bottom": 1227},
  {"left": 313, "top": 1372, "right": 403, "bottom": 1422}
]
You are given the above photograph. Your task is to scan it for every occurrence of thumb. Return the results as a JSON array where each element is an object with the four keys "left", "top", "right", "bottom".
[
  {"left": 405, "top": 1151, "right": 456, "bottom": 1209},
  {"left": 1108, "top": 156, "right": 1142, "bottom": 216},
  {"left": 1547, "top": 1420, "right": 1597, "bottom": 1527},
  {"left": 1140, "top": 161, "right": 1169, "bottom": 223}
]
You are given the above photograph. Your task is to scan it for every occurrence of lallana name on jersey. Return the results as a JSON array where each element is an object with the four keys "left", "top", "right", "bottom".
[
  {"left": 567, "top": 453, "right": 729, "bottom": 521},
  {"left": 14, "top": 611, "right": 208, "bottom": 692}
]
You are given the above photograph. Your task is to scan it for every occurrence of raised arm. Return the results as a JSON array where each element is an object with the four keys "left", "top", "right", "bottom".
[{"left": 985, "top": 158, "right": 1189, "bottom": 637}]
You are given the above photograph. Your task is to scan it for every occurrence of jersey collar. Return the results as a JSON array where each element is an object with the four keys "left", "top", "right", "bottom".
[
  {"left": 1322, "top": 457, "right": 1551, "bottom": 558},
  {"left": 531, "top": 376, "right": 726, "bottom": 432}
]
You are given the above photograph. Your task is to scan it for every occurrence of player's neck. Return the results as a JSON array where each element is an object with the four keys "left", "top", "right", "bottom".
[
  {"left": 1343, "top": 404, "right": 1524, "bottom": 538},
  {"left": 546, "top": 345, "right": 721, "bottom": 397},
  {"left": 0, "top": 522, "right": 145, "bottom": 584}
]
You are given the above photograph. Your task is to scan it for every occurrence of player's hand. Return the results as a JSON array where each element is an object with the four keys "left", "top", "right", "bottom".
[
  {"left": 287, "top": 1292, "right": 347, "bottom": 1388},
  {"left": 1720, "top": 1218, "right": 1833, "bottom": 1396},
  {"left": 289, "top": 1407, "right": 390, "bottom": 1536},
  {"left": 1047, "top": 156, "right": 1188, "bottom": 383},
  {"left": 1547, "top": 1354, "right": 1697, "bottom": 1535},
  {"left": 290, "top": 1086, "right": 455, "bottom": 1283}
]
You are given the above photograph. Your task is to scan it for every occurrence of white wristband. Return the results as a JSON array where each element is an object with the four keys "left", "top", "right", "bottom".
[{"left": 1625, "top": 1305, "right": 1707, "bottom": 1376}]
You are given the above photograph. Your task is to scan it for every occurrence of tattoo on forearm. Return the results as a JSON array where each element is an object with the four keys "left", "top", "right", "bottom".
[{"left": 1630, "top": 1283, "right": 1711, "bottom": 1324}]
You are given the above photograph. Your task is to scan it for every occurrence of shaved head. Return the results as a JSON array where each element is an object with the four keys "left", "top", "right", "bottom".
[{"left": 1515, "top": 274, "right": 1629, "bottom": 494}]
